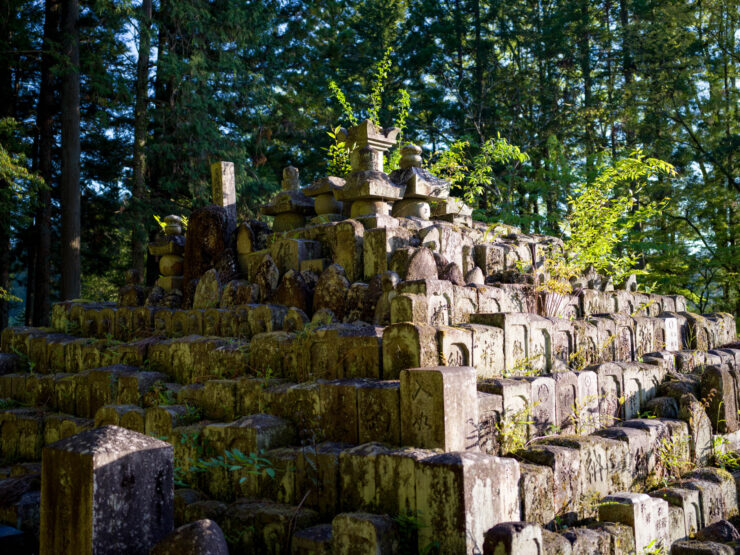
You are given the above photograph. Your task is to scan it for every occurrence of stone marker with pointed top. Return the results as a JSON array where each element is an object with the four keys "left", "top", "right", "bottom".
[{"left": 40, "top": 425, "right": 173, "bottom": 555}]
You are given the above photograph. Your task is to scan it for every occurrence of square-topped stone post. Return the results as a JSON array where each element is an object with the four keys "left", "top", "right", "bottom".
[
  {"left": 210, "top": 161, "right": 237, "bottom": 240},
  {"left": 40, "top": 425, "right": 174, "bottom": 555},
  {"left": 599, "top": 492, "right": 669, "bottom": 553},
  {"left": 400, "top": 365, "right": 478, "bottom": 451}
]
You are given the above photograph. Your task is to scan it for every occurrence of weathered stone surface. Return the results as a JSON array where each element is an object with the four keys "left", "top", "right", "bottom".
[
  {"left": 538, "top": 435, "right": 630, "bottom": 515},
  {"left": 415, "top": 452, "right": 520, "bottom": 554},
  {"left": 331, "top": 512, "right": 399, "bottom": 555},
  {"left": 389, "top": 246, "right": 438, "bottom": 281},
  {"left": 382, "top": 323, "right": 439, "bottom": 379},
  {"left": 219, "top": 280, "right": 256, "bottom": 308},
  {"left": 150, "top": 519, "right": 228, "bottom": 555},
  {"left": 291, "top": 523, "right": 333, "bottom": 554},
  {"left": 678, "top": 478, "right": 727, "bottom": 528},
  {"left": 436, "top": 261, "right": 464, "bottom": 287},
  {"left": 338, "top": 443, "right": 392, "bottom": 511},
  {"left": 701, "top": 366, "right": 739, "bottom": 433},
  {"left": 685, "top": 467, "right": 739, "bottom": 520},
  {"left": 374, "top": 447, "right": 436, "bottom": 516},
  {"left": 274, "top": 270, "right": 313, "bottom": 315},
  {"left": 517, "top": 443, "right": 581, "bottom": 519},
  {"left": 313, "top": 264, "right": 350, "bottom": 321},
  {"left": 671, "top": 540, "right": 734, "bottom": 554},
  {"left": 651, "top": 487, "right": 701, "bottom": 541},
  {"left": 357, "top": 381, "right": 401, "bottom": 444},
  {"left": 541, "top": 528, "right": 574, "bottom": 555},
  {"left": 182, "top": 205, "right": 231, "bottom": 301},
  {"left": 255, "top": 254, "right": 281, "bottom": 303},
  {"left": 519, "top": 462, "right": 556, "bottom": 524},
  {"left": 598, "top": 492, "right": 669, "bottom": 554},
  {"left": 483, "top": 522, "right": 543, "bottom": 555},
  {"left": 40, "top": 425, "right": 173, "bottom": 555},
  {"left": 400, "top": 365, "right": 478, "bottom": 451},
  {"left": 678, "top": 393, "right": 714, "bottom": 466},
  {"left": 696, "top": 519, "right": 740, "bottom": 543},
  {"left": 192, "top": 269, "right": 222, "bottom": 310}
]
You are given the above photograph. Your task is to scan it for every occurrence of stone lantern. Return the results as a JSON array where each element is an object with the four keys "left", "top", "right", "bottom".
[{"left": 303, "top": 176, "right": 345, "bottom": 222}]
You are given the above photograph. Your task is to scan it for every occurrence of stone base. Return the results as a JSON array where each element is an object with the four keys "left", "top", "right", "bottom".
[
  {"left": 310, "top": 214, "right": 343, "bottom": 225},
  {"left": 436, "top": 213, "right": 473, "bottom": 226},
  {"left": 355, "top": 214, "right": 398, "bottom": 230},
  {"left": 314, "top": 193, "right": 342, "bottom": 216},
  {"left": 349, "top": 199, "right": 390, "bottom": 218},
  {"left": 391, "top": 199, "right": 430, "bottom": 219},
  {"left": 272, "top": 212, "right": 306, "bottom": 233}
]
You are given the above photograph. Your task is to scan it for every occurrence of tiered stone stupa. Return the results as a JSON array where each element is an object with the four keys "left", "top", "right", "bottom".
[
  {"left": 0, "top": 121, "right": 738, "bottom": 555},
  {"left": 260, "top": 166, "right": 315, "bottom": 232},
  {"left": 335, "top": 120, "right": 405, "bottom": 224},
  {"left": 389, "top": 143, "right": 451, "bottom": 219}
]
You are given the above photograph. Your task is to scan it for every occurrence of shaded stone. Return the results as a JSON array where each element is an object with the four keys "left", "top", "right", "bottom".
[
  {"left": 483, "top": 522, "right": 543, "bottom": 555},
  {"left": 192, "top": 269, "right": 222, "bottom": 309},
  {"left": 291, "top": 523, "right": 332, "bottom": 554},
  {"left": 220, "top": 280, "right": 256, "bottom": 308},
  {"left": 541, "top": 528, "right": 573, "bottom": 555},
  {"left": 389, "top": 246, "right": 437, "bottom": 281},
  {"left": 696, "top": 520, "right": 740, "bottom": 543},
  {"left": 331, "top": 512, "right": 399, "bottom": 555},
  {"left": 255, "top": 254, "right": 281, "bottom": 303},
  {"left": 313, "top": 264, "right": 350, "bottom": 321},
  {"left": 183, "top": 205, "right": 231, "bottom": 300},
  {"left": 671, "top": 540, "right": 734, "bottom": 554},
  {"left": 40, "top": 425, "right": 173, "bottom": 555},
  {"left": 519, "top": 463, "right": 556, "bottom": 524},
  {"left": 150, "top": 519, "right": 228, "bottom": 555},
  {"left": 700, "top": 366, "right": 738, "bottom": 433},
  {"left": 439, "top": 261, "right": 465, "bottom": 286},
  {"left": 275, "top": 270, "right": 313, "bottom": 314}
]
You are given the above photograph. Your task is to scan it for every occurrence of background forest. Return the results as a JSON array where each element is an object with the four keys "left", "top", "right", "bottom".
[{"left": 0, "top": 0, "right": 737, "bottom": 329}]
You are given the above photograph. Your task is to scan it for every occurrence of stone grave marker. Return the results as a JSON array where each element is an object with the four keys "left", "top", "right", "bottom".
[{"left": 40, "top": 425, "right": 173, "bottom": 555}]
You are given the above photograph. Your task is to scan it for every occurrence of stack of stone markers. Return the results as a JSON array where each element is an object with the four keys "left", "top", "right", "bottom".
[{"left": 0, "top": 120, "right": 738, "bottom": 554}]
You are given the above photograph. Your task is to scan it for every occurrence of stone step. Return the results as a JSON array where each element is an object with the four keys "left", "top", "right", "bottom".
[
  {"left": 8, "top": 307, "right": 735, "bottom": 386},
  {"left": 47, "top": 287, "right": 701, "bottom": 345}
]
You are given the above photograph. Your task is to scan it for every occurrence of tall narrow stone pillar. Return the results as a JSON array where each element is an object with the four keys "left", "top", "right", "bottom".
[{"left": 210, "top": 161, "right": 237, "bottom": 240}]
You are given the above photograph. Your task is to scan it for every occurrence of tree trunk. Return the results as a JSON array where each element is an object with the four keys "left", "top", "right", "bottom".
[
  {"left": 60, "top": 0, "right": 81, "bottom": 300},
  {"left": 619, "top": 0, "right": 635, "bottom": 147},
  {"left": 131, "top": 0, "right": 152, "bottom": 278},
  {"left": 33, "top": 0, "right": 60, "bottom": 325},
  {"left": 0, "top": 0, "right": 18, "bottom": 330}
]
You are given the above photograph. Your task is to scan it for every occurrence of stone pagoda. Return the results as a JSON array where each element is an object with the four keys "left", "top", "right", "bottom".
[{"left": 260, "top": 166, "right": 315, "bottom": 232}]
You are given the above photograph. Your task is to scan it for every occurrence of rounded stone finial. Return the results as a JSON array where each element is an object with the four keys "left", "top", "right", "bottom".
[
  {"left": 282, "top": 166, "right": 300, "bottom": 190},
  {"left": 400, "top": 143, "right": 423, "bottom": 169},
  {"left": 163, "top": 214, "right": 183, "bottom": 236}
]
